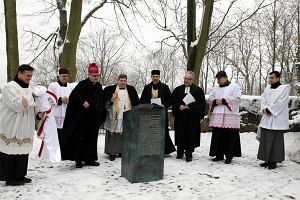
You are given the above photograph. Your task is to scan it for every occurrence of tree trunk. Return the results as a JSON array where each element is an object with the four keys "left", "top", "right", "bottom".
[
  {"left": 58, "top": 0, "right": 107, "bottom": 82},
  {"left": 56, "top": 0, "right": 67, "bottom": 47},
  {"left": 4, "top": 0, "right": 19, "bottom": 81},
  {"left": 59, "top": 0, "right": 83, "bottom": 82},
  {"left": 298, "top": 0, "right": 300, "bottom": 63},
  {"left": 193, "top": 0, "right": 214, "bottom": 85},
  {"left": 186, "top": 0, "right": 196, "bottom": 71},
  {"left": 271, "top": 1, "right": 277, "bottom": 71}
]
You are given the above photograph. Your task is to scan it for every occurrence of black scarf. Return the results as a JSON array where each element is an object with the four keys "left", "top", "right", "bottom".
[
  {"left": 152, "top": 81, "right": 161, "bottom": 90},
  {"left": 14, "top": 76, "right": 29, "bottom": 88},
  {"left": 219, "top": 80, "right": 230, "bottom": 87},
  {"left": 58, "top": 79, "right": 67, "bottom": 87},
  {"left": 270, "top": 81, "right": 281, "bottom": 89}
]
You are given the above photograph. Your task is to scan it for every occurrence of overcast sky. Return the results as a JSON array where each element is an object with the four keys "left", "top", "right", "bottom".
[{"left": 0, "top": 0, "right": 257, "bottom": 89}]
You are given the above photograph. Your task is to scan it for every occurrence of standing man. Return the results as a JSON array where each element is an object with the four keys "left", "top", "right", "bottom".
[
  {"left": 60, "top": 63, "right": 105, "bottom": 168},
  {"left": 103, "top": 74, "right": 140, "bottom": 161},
  {"left": 140, "top": 70, "right": 176, "bottom": 155},
  {"left": 208, "top": 71, "right": 242, "bottom": 164},
  {"left": 171, "top": 71, "right": 206, "bottom": 162},
  {"left": 257, "top": 71, "right": 290, "bottom": 169},
  {"left": 0, "top": 65, "right": 36, "bottom": 186},
  {"left": 48, "top": 67, "right": 73, "bottom": 143}
]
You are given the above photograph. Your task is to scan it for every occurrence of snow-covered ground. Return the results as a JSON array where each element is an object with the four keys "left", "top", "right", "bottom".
[{"left": 1, "top": 132, "right": 299, "bottom": 200}]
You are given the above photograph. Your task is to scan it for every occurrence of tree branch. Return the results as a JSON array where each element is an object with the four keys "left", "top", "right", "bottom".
[{"left": 81, "top": 0, "right": 108, "bottom": 28}]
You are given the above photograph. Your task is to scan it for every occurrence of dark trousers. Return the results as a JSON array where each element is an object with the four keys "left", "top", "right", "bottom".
[
  {"left": 0, "top": 152, "right": 28, "bottom": 181},
  {"left": 177, "top": 145, "right": 194, "bottom": 158}
]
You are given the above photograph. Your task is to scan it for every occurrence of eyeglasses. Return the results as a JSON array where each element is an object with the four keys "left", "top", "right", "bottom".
[
  {"left": 90, "top": 74, "right": 100, "bottom": 77},
  {"left": 184, "top": 77, "right": 193, "bottom": 80}
]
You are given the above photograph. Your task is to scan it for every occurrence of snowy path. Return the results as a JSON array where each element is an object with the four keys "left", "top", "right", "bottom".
[{"left": 1, "top": 132, "right": 299, "bottom": 200}]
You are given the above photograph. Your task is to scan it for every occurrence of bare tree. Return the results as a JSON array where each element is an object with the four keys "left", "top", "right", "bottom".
[
  {"left": 144, "top": 0, "right": 271, "bottom": 86},
  {"left": 76, "top": 28, "right": 127, "bottom": 85},
  {"left": 4, "top": 0, "right": 19, "bottom": 81}
]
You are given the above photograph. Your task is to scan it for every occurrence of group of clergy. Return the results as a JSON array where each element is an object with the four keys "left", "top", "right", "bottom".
[{"left": 0, "top": 63, "right": 290, "bottom": 186}]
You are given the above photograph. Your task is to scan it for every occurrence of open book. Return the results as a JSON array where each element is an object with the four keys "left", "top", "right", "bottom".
[{"left": 151, "top": 98, "right": 162, "bottom": 106}]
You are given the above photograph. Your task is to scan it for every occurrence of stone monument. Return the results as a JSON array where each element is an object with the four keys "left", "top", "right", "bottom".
[{"left": 121, "top": 104, "right": 165, "bottom": 183}]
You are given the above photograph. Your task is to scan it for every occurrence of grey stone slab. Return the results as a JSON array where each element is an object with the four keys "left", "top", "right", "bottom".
[{"left": 121, "top": 104, "right": 165, "bottom": 183}]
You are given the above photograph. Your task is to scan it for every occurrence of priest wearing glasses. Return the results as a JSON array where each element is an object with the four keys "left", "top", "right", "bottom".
[
  {"left": 60, "top": 63, "right": 105, "bottom": 168},
  {"left": 171, "top": 71, "right": 206, "bottom": 162}
]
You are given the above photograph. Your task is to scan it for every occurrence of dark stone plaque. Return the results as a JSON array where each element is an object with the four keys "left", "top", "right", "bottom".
[{"left": 121, "top": 104, "right": 165, "bottom": 183}]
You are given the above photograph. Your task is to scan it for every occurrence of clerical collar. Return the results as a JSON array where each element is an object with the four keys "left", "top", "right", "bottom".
[
  {"left": 184, "top": 86, "right": 190, "bottom": 94},
  {"left": 270, "top": 81, "right": 281, "bottom": 89},
  {"left": 152, "top": 81, "right": 160, "bottom": 90},
  {"left": 58, "top": 80, "right": 67, "bottom": 87},
  {"left": 14, "top": 76, "right": 29, "bottom": 88},
  {"left": 219, "top": 81, "right": 230, "bottom": 87}
]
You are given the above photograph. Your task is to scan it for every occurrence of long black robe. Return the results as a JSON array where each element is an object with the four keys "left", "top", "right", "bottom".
[
  {"left": 140, "top": 81, "right": 176, "bottom": 154},
  {"left": 171, "top": 84, "right": 206, "bottom": 153},
  {"left": 60, "top": 78, "right": 104, "bottom": 163}
]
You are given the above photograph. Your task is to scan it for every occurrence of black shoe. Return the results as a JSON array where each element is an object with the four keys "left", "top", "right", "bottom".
[
  {"left": 186, "top": 157, "right": 192, "bottom": 162},
  {"left": 75, "top": 161, "right": 83, "bottom": 168},
  {"left": 109, "top": 155, "right": 116, "bottom": 161},
  {"left": 259, "top": 162, "right": 269, "bottom": 167},
  {"left": 176, "top": 154, "right": 183, "bottom": 159},
  {"left": 268, "top": 162, "right": 277, "bottom": 170},
  {"left": 225, "top": 158, "right": 232, "bottom": 164},
  {"left": 6, "top": 180, "right": 25, "bottom": 186},
  {"left": 85, "top": 161, "right": 100, "bottom": 166},
  {"left": 20, "top": 177, "right": 32, "bottom": 183},
  {"left": 212, "top": 156, "right": 224, "bottom": 162},
  {"left": 117, "top": 153, "right": 122, "bottom": 158}
]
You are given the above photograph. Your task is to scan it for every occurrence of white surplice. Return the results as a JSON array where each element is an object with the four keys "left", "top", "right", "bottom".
[
  {"left": 0, "top": 81, "right": 35, "bottom": 154},
  {"left": 259, "top": 84, "right": 290, "bottom": 130},
  {"left": 33, "top": 86, "right": 61, "bottom": 163},
  {"left": 104, "top": 87, "right": 131, "bottom": 133},
  {"left": 208, "top": 82, "right": 241, "bottom": 129},
  {"left": 48, "top": 82, "right": 74, "bottom": 129}
]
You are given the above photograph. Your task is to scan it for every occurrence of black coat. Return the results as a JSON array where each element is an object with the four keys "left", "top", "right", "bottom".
[
  {"left": 140, "top": 81, "right": 176, "bottom": 154},
  {"left": 171, "top": 84, "right": 206, "bottom": 148},
  {"left": 103, "top": 84, "right": 140, "bottom": 110},
  {"left": 140, "top": 81, "right": 171, "bottom": 107},
  {"left": 60, "top": 78, "right": 104, "bottom": 162}
]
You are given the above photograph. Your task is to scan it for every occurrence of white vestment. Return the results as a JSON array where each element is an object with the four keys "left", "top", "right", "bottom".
[
  {"left": 104, "top": 87, "right": 131, "bottom": 133},
  {"left": 259, "top": 84, "right": 290, "bottom": 130},
  {"left": 33, "top": 86, "right": 61, "bottom": 163},
  {"left": 48, "top": 82, "right": 74, "bottom": 129},
  {"left": 208, "top": 82, "right": 241, "bottom": 129},
  {"left": 0, "top": 81, "right": 35, "bottom": 154}
]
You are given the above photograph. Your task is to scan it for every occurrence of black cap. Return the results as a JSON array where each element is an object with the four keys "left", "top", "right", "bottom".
[
  {"left": 215, "top": 71, "right": 227, "bottom": 78},
  {"left": 151, "top": 70, "right": 160, "bottom": 75},
  {"left": 59, "top": 67, "right": 68, "bottom": 74}
]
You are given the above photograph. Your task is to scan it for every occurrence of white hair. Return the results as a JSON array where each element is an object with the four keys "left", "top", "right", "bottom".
[{"left": 185, "top": 71, "right": 195, "bottom": 79}]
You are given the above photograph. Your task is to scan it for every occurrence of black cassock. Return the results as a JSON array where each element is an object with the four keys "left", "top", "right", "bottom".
[
  {"left": 60, "top": 78, "right": 105, "bottom": 163},
  {"left": 171, "top": 84, "right": 206, "bottom": 154},
  {"left": 140, "top": 81, "right": 176, "bottom": 154}
]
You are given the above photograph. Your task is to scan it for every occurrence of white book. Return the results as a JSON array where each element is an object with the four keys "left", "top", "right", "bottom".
[
  {"left": 151, "top": 98, "right": 162, "bottom": 106},
  {"left": 183, "top": 93, "right": 195, "bottom": 105}
]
